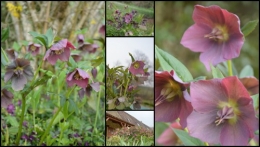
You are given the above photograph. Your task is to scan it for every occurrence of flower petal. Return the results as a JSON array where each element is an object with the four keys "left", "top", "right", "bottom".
[
  {"left": 239, "top": 77, "right": 259, "bottom": 95},
  {"left": 47, "top": 54, "right": 59, "bottom": 65},
  {"left": 178, "top": 98, "right": 193, "bottom": 128},
  {"left": 4, "top": 71, "right": 14, "bottom": 82},
  {"left": 11, "top": 75, "right": 27, "bottom": 91},
  {"left": 50, "top": 39, "right": 67, "bottom": 51},
  {"left": 66, "top": 70, "right": 77, "bottom": 81},
  {"left": 58, "top": 48, "right": 70, "bottom": 61},
  {"left": 77, "top": 68, "right": 90, "bottom": 79},
  {"left": 74, "top": 78, "right": 88, "bottom": 88},
  {"left": 90, "top": 82, "right": 100, "bottom": 92}
]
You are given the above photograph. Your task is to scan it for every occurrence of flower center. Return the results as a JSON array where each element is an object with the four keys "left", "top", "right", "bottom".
[
  {"left": 53, "top": 48, "right": 65, "bottom": 55},
  {"left": 133, "top": 62, "right": 140, "bottom": 69},
  {"left": 215, "top": 106, "right": 235, "bottom": 126},
  {"left": 73, "top": 72, "right": 83, "bottom": 80},
  {"left": 204, "top": 26, "right": 229, "bottom": 42},
  {"left": 30, "top": 45, "right": 36, "bottom": 51},
  {"left": 14, "top": 67, "right": 23, "bottom": 76}
]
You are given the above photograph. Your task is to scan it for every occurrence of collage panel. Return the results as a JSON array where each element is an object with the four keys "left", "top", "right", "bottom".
[
  {"left": 1, "top": 1, "right": 105, "bottom": 146},
  {"left": 154, "top": 1, "right": 259, "bottom": 146},
  {"left": 106, "top": 1, "right": 154, "bottom": 36},
  {"left": 106, "top": 37, "right": 154, "bottom": 111},
  {"left": 105, "top": 111, "right": 154, "bottom": 146}
]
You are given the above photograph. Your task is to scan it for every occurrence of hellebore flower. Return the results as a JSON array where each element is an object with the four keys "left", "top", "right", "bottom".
[
  {"left": 1, "top": 89, "right": 13, "bottom": 108},
  {"left": 239, "top": 76, "right": 259, "bottom": 95},
  {"left": 44, "top": 39, "right": 76, "bottom": 65},
  {"left": 187, "top": 76, "right": 258, "bottom": 146},
  {"left": 99, "top": 25, "right": 105, "bottom": 36},
  {"left": 181, "top": 5, "right": 244, "bottom": 71},
  {"left": 157, "top": 121, "right": 182, "bottom": 146},
  {"left": 78, "top": 43, "right": 99, "bottom": 54},
  {"left": 6, "top": 104, "right": 15, "bottom": 115},
  {"left": 77, "top": 34, "right": 85, "bottom": 45},
  {"left": 91, "top": 67, "right": 97, "bottom": 79},
  {"left": 71, "top": 54, "right": 82, "bottom": 62},
  {"left": 124, "top": 13, "right": 133, "bottom": 23},
  {"left": 129, "top": 61, "right": 145, "bottom": 75},
  {"left": 66, "top": 68, "right": 90, "bottom": 88},
  {"left": 4, "top": 58, "right": 34, "bottom": 91},
  {"left": 27, "top": 42, "right": 41, "bottom": 56},
  {"left": 155, "top": 70, "right": 192, "bottom": 128},
  {"left": 6, "top": 49, "right": 18, "bottom": 60},
  {"left": 78, "top": 82, "right": 100, "bottom": 98}
]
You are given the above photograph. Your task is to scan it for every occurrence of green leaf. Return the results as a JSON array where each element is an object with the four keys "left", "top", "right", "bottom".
[
  {"left": 91, "top": 56, "right": 104, "bottom": 67},
  {"left": 1, "top": 49, "right": 8, "bottom": 66},
  {"left": 239, "top": 65, "right": 254, "bottom": 78},
  {"left": 9, "top": 127, "right": 18, "bottom": 135},
  {"left": 68, "top": 56, "right": 77, "bottom": 68},
  {"left": 241, "top": 20, "right": 259, "bottom": 37},
  {"left": 155, "top": 122, "right": 168, "bottom": 145},
  {"left": 12, "top": 42, "right": 20, "bottom": 51},
  {"left": 5, "top": 116, "right": 19, "bottom": 127},
  {"left": 211, "top": 64, "right": 224, "bottom": 78},
  {"left": 155, "top": 45, "right": 193, "bottom": 82},
  {"left": 129, "top": 53, "right": 135, "bottom": 62},
  {"left": 29, "top": 31, "right": 41, "bottom": 38},
  {"left": 45, "top": 28, "right": 54, "bottom": 47},
  {"left": 69, "top": 99, "right": 78, "bottom": 115},
  {"left": 172, "top": 128, "right": 205, "bottom": 146},
  {"left": 40, "top": 69, "right": 54, "bottom": 77},
  {"left": 251, "top": 94, "right": 259, "bottom": 110},
  {"left": 187, "top": 76, "right": 206, "bottom": 82},
  {"left": 1, "top": 27, "right": 9, "bottom": 42},
  {"left": 35, "top": 35, "right": 48, "bottom": 48}
]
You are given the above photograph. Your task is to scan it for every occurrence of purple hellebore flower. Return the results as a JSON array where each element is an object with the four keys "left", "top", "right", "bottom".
[
  {"left": 91, "top": 67, "right": 97, "bottom": 79},
  {"left": 155, "top": 70, "right": 193, "bottom": 128},
  {"left": 99, "top": 25, "right": 105, "bottom": 36},
  {"left": 71, "top": 54, "right": 82, "bottom": 62},
  {"left": 66, "top": 68, "right": 90, "bottom": 88},
  {"left": 129, "top": 60, "right": 145, "bottom": 75},
  {"left": 124, "top": 13, "right": 133, "bottom": 24},
  {"left": 78, "top": 82, "right": 100, "bottom": 98},
  {"left": 78, "top": 43, "right": 99, "bottom": 54},
  {"left": 187, "top": 76, "right": 258, "bottom": 146},
  {"left": 6, "top": 49, "right": 18, "bottom": 61},
  {"left": 4, "top": 58, "right": 34, "bottom": 91},
  {"left": 44, "top": 39, "right": 76, "bottom": 65},
  {"left": 77, "top": 34, "right": 84, "bottom": 45},
  {"left": 1, "top": 89, "right": 13, "bottom": 108},
  {"left": 6, "top": 104, "right": 15, "bottom": 115},
  {"left": 27, "top": 42, "right": 41, "bottom": 56},
  {"left": 181, "top": 5, "right": 244, "bottom": 71},
  {"left": 239, "top": 76, "right": 259, "bottom": 95}
]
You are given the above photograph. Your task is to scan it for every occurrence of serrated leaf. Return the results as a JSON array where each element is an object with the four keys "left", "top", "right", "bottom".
[
  {"left": 45, "top": 28, "right": 54, "bottom": 47},
  {"left": 129, "top": 53, "right": 135, "bottom": 62},
  {"left": 172, "top": 128, "right": 205, "bottom": 146},
  {"left": 155, "top": 45, "right": 193, "bottom": 82},
  {"left": 239, "top": 65, "right": 254, "bottom": 78},
  {"left": 1, "top": 27, "right": 9, "bottom": 42},
  {"left": 241, "top": 20, "right": 259, "bottom": 37},
  {"left": 9, "top": 127, "right": 18, "bottom": 135},
  {"left": 251, "top": 94, "right": 259, "bottom": 110},
  {"left": 211, "top": 64, "right": 224, "bottom": 78}
]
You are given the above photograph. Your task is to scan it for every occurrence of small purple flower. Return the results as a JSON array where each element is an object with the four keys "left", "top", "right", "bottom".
[
  {"left": 84, "top": 141, "right": 89, "bottom": 146},
  {"left": 239, "top": 76, "right": 259, "bottom": 95},
  {"left": 99, "top": 25, "right": 105, "bottom": 36},
  {"left": 91, "top": 67, "right": 97, "bottom": 79},
  {"left": 78, "top": 43, "right": 99, "bottom": 54},
  {"left": 71, "top": 54, "right": 82, "bottom": 62},
  {"left": 1, "top": 89, "right": 13, "bottom": 108},
  {"left": 155, "top": 70, "right": 193, "bottom": 128},
  {"left": 77, "top": 34, "right": 84, "bottom": 45},
  {"left": 17, "top": 99, "right": 21, "bottom": 107},
  {"left": 181, "top": 5, "right": 244, "bottom": 70},
  {"left": 4, "top": 58, "right": 34, "bottom": 91},
  {"left": 6, "top": 49, "right": 18, "bottom": 60},
  {"left": 44, "top": 39, "right": 76, "bottom": 65},
  {"left": 124, "top": 13, "right": 133, "bottom": 24},
  {"left": 73, "top": 133, "right": 80, "bottom": 138},
  {"left": 6, "top": 104, "right": 15, "bottom": 115},
  {"left": 129, "top": 61, "right": 145, "bottom": 75},
  {"left": 187, "top": 76, "right": 258, "bottom": 145},
  {"left": 66, "top": 68, "right": 90, "bottom": 88},
  {"left": 22, "top": 134, "right": 29, "bottom": 140},
  {"left": 78, "top": 82, "right": 100, "bottom": 98},
  {"left": 27, "top": 42, "right": 41, "bottom": 56},
  {"left": 23, "top": 121, "right": 28, "bottom": 128}
]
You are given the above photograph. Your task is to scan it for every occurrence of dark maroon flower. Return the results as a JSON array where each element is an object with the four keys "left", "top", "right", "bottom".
[
  {"left": 71, "top": 54, "right": 82, "bottom": 62},
  {"left": 44, "top": 39, "right": 76, "bottom": 65},
  {"left": 239, "top": 76, "right": 259, "bottom": 95},
  {"left": 91, "top": 67, "right": 97, "bottom": 79},
  {"left": 78, "top": 43, "right": 99, "bottom": 54},
  {"left": 77, "top": 34, "right": 84, "bottom": 45},
  {"left": 187, "top": 76, "right": 258, "bottom": 146},
  {"left": 181, "top": 5, "right": 244, "bottom": 70},
  {"left": 4, "top": 58, "right": 34, "bottom": 91},
  {"left": 99, "top": 25, "right": 105, "bottom": 36},
  {"left": 129, "top": 60, "right": 145, "bottom": 75},
  {"left": 27, "top": 42, "right": 41, "bottom": 56},
  {"left": 22, "top": 134, "right": 29, "bottom": 140},
  {"left": 1, "top": 89, "right": 13, "bottom": 108},
  {"left": 66, "top": 68, "right": 90, "bottom": 88},
  {"left": 78, "top": 82, "right": 100, "bottom": 98},
  {"left": 6, "top": 49, "right": 18, "bottom": 60},
  {"left": 124, "top": 13, "right": 133, "bottom": 24},
  {"left": 6, "top": 104, "right": 15, "bottom": 115},
  {"left": 155, "top": 70, "right": 193, "bottom": 128},
  {"left": 73, "top": 133, "right": 80, "bottom": 138}
]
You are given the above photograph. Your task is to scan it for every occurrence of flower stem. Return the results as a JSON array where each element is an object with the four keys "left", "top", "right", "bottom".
[
  {"left": 124, "top": 75, "right": 131, "bottom": 96},
  {"left": 1, "top": 47, "right": 9, "bottom": 63},
  {"left": 15, "top": 96, "right": 26, "bottom": 145},
  {"left": 227, "top": 60, "right": 233, "bottom": 76},
  {"left": 31, "top": 58, "right": 44, "bottom": 85},
  {"left": 92, "top": 90, "right": 101, "bottom": 141}
]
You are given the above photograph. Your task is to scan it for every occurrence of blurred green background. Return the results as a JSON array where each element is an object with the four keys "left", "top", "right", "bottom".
[{"left": 155, "top": 1, "right": 259, "bottom": 79}]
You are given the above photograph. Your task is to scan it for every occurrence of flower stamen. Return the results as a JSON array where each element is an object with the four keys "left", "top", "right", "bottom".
[{"left": 215, "top": 106, "right": 235, "bottom": 126}]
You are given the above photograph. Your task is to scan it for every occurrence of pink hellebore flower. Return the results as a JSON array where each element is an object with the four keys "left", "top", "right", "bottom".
[
  {"left": 77, "top": 34, "right": 85, "bottom": 45},
  {"left": 27, "top": 42, "right": 41, "bottom": 56},
  {"left": 44, "top": 39, "right": 75, "bottom": 65},
  {"left": 78, "top": 82, "right": 100, "bottom": 98},
  {"left": 78, "top": 43, "right": 99, "bottom": 54},
  {"left": 66, "top": 68, "right": 90, "bottom": 88},
  {"left": 99, "top": 25, "right": 105, "bottom": 36},
  {"left": 187, "top": 76, "right": 258, "bottom": 146},
  {"left": 124, "top": 13, "right": 133, "bottom": 24},
  {"left": 155, "top": 70, "right": 193, "bottom": 128},
  {"left": 181, "top": 5, "right": 244, "bottom": 71},
  {"left": 129, "top": 60, "right": 145, "bottom": 75}
]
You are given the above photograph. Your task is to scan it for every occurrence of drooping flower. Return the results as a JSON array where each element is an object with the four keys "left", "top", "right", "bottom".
[
  {"left": 66, "top": 68, "right": 90, "bottom": 88},
  {"left": 91, "top": 67, "right": 97, "bottom": 79},
  {"left": 27, "top": 42, "right": 41, "bottom": 56},
  {"left": 129, "top": 61, "right": 145, "bottom": 75},
  {"left": 181, "top": 5, "right": 244, "bottom": 71},
  {"left": 6, "top": 49, "right": 18, "bottom": 60},
  {"left": 124, "top": 13, "right": 133, "bottom": 23},
  {"left": 6, "top": 104, "right": 15, "bottom": 115},
  {"left": 4, "top": 58, "right": 34, "bottom": 91},
  {"left": 1, "top": 89, "right": 13, "bottom": 108},
  {"left": 44, "top": 39, "right": 75, "bottom": 65},
  {"left": 71, "top": 54, "right": 82, "bottom": 62},
  {"left": 77, "top": 34, "right": 85, "bottom": 45},
  {"left": 78, "top": 82, "right": 100, "bottom": 98},
  {"left": 99, "top": 25, "right": 105, "bottom": 36},
  {"left": 239, "top": 76, "right": 259, "bottom": 95},
  {"left": 155, "top": 70, "right": 193, "bottom": 128},
  {"left": 78, "top": 43, "right": 99, "bottom": 54},
  {"left": 187, "top": 76, "right": 258, "bottom": 146}
]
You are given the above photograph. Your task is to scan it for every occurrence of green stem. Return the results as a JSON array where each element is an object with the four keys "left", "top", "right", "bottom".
[
  {"left": 31, "top": 58, "right": 44, "bottom": 85},
  {"left": 1, "top": 47, "right": 9, "bottom": 63},
  {"left": 92, "top": 90, "right": 101, "bottom": 140},
  {"left": 124, "top": 76, "right": 131, "bottom": 96},
  {"left": 227, "top": 60, "right": 233, "bottom": 76},
  {"left": 15, "top": 96, "right": 26, "bottom": 145}
]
